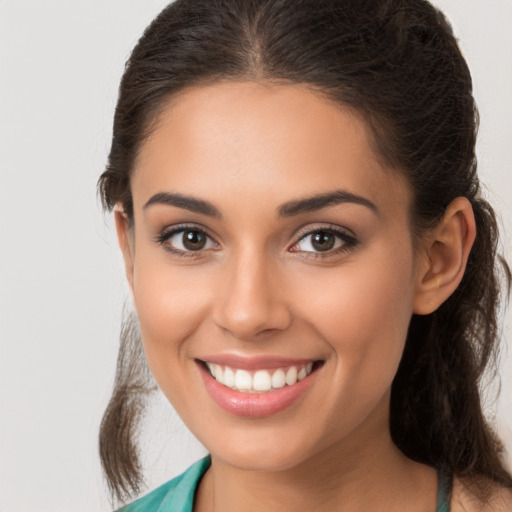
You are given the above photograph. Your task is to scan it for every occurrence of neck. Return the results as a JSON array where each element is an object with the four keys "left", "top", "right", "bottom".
[{"left": 195, "top": 398, "right": 438, "bottom": 512}]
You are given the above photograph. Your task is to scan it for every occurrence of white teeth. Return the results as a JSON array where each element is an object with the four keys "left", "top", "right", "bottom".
[
  {"left": 235, "top": 369, "right": 252, "bottom": 391},
  {"left": 271, "top": 368, "right": 286, "bottom": 388},
  {"left": 214, "top": 364, "right": 224, "bottom": 382},
  {"left": 285, "top": 366, "right": 298, "bottom": 386},
  {"left": 206, "top": 362, "right": 316, "bottom": 392},
  {"left": 224, "top": 366, "right": 235, "bottom": 387},
  {"left": 253, "top": 370, "right": 272, "bottom": 391}
]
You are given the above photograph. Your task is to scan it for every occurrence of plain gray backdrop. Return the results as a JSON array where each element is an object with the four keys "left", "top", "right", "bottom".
[{"left": 1, "top": 1, "right": 511, "bottom": 510}]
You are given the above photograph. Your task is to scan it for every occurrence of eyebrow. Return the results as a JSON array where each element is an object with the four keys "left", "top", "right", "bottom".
[
  {"left": 143, "top": 192, "right": 222, "bottom": 218},
  {"left": 143, "top": 189, "right": 377, "bottom": 219},
  {"left": 278, "top": 189, "right": 378, "bottom": 217}
]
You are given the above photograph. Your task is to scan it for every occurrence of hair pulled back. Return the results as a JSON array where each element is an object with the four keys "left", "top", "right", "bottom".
[{"left": 98, "top": 0, "right": 512, "bottom": 503}]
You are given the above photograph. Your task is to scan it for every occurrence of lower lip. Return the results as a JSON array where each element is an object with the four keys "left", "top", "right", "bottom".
[{"left": 198, "top": 363, "right": 319, "bottom": 418}]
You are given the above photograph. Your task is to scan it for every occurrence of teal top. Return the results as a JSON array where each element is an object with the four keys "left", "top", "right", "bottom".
[
  {"left": 118, "top": 456, "right": 452, "bottom": 511},
  {"left": 117, "top": 457, "right": 211, "bottom": 512}
]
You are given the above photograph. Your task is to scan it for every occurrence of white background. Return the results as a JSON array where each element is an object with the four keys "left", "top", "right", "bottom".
[{"left": 0, "top": 1, "right": 511, "bottom": 510}]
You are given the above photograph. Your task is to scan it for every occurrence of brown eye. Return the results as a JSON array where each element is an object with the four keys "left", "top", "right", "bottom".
[
  {"left": 290, "top": 227, "right": 357, "bottom": 256},
  {"left": 182, "top": 230, "right": 207, "bottom": 251},
  {"left": 311, "top": 231, "right": 335, "bottom": 252},
  {"left": 160, "top": 227, "right": 217, "bottom": 254}
]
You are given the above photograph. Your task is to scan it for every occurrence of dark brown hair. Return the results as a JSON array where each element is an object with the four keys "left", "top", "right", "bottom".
[{"left": 98, "top": 0, "right": 512, "bottom": 504}]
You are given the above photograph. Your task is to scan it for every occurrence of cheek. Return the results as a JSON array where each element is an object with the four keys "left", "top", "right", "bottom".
[
  {"left": 131, "top": 250, "right": 212, "bottom": 377},
  {"left": 296, "top": 244, "right": 415, "bottom": 385}
]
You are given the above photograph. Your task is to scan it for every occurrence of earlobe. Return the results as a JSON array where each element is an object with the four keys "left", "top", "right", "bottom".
[
  {"left": 413, "top": 197, "right": 476, "bottom": 315},
  {"left": 114, "top": 206, "right": 136, "bottom": 296}
]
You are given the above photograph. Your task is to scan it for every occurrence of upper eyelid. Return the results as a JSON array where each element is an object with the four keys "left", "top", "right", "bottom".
[
  {"left": 160, "top": 223, "right": 215, "bottom": 238},
  {"left": 293, "top": 223, "right": 356, "bottom": 241}
]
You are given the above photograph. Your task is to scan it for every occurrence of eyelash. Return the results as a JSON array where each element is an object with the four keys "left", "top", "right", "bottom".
[{"left": 155, "top": 224, "right": 358, "bottom": 260}]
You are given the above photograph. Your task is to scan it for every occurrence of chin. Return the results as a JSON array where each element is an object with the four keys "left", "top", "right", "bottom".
[
  {"left": 197, "top": 420, "right": 328, "bottom": 473},
  {"left": 213, "top": 444, "right": 312, "bottom": 473}
]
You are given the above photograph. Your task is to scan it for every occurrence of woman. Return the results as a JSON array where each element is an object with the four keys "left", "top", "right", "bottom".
[{"left": 98, "top": 0, "right": 512, "bottom": 510}]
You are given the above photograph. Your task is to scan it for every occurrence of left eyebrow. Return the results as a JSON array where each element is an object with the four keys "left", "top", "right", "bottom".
[
  {"left": 277, "top": 189, "right": 378, "bottom": 218},
  {"left": 143, "top": 192, "right": 222, "bottom": 218}
]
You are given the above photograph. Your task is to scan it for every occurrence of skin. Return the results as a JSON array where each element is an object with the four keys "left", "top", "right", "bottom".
[{"left": 116, "top": 81, "right": 479, "bottom": 511}]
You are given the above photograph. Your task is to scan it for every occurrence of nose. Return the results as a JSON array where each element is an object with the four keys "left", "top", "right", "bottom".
[{"left": 212, "top": 249, "right": 292, "bottom": 341}]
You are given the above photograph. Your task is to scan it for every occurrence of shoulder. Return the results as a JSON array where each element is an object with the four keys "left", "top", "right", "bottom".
[
  {"left": 450, "top": 477, "right": 512, "bottom": 512},
  {"left": 117, "top": 456, "right": 211, "bottom": 512}
]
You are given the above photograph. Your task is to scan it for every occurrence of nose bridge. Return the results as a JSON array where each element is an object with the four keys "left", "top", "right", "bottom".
[{"left": 213, "top": 243, "right": 291, "bottom": 340}]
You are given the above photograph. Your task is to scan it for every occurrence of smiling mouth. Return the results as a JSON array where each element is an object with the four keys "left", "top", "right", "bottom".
[{"left": 201, "top": 360, "right": 324, "bottom": 394}]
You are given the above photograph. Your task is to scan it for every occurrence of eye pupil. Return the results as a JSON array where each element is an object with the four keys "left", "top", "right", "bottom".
[
  {"left": 312, "top": 231, "right": 335, "bottom": 251},
  {"left": 183, "top": 230, "right": 206, "bottom": 250}
]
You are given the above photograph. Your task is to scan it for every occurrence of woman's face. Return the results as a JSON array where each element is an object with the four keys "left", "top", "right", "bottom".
[{"left": 122, "top": 82, "right": 422, "bottom": 471}]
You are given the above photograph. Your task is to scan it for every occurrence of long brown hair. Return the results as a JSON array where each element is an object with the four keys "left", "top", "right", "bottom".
[{"left": 98, "top": 0, "right": 512, "bottom": 504}]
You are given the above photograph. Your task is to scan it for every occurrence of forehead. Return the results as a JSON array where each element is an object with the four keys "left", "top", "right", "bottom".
[{"left": 132, "top": 81, "right": 410, "bottom": 218}]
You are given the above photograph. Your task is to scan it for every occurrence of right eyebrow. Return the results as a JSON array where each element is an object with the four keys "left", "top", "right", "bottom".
[
  {"left": 143, "top": 192, "right": 222, "bottom": 218},
  {"left": 277, "top": 189, "right": 378, "bottom": 218}
]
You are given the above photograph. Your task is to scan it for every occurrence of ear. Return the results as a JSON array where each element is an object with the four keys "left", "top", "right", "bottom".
[
  {"left": 413, "top": 197, "right": 476, "bottom": 315},
  {"left": 114, "top": 206, "right": 135, "bottom": 296}
]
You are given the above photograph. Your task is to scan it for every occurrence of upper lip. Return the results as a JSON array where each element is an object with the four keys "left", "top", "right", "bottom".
[{"left": 196, "top": 354, "right": 320, "bottom": 370}]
